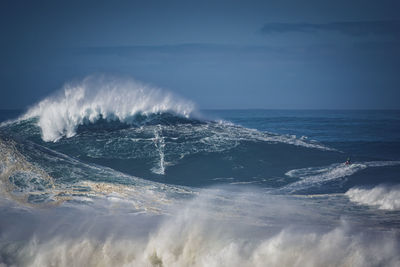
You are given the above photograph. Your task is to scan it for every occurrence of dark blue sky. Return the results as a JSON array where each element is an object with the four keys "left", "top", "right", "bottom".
[{"left": 1, "top": 0, "right": 400, "bottom": 109}]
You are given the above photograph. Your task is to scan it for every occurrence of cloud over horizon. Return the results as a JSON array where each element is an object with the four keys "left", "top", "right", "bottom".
[{"left": 261, "top": 20, "right": 400, "bottom": 36}]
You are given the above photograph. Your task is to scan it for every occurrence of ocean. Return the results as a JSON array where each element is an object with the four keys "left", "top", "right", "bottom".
[{"left": 0, "top": 77, "right": 399, "bottom": 266}]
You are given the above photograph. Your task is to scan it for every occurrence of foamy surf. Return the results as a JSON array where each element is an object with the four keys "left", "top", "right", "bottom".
[
  {"left": 0, "top": 136, "right": 194, "bottom": 211},
  {"left": 346, "top": 184, "right": 400, "bottom": 210},
  {"left": 0, "top": 188, "right": 399, "bottom": 267},
  {"left": 282, "top": 161, "right": 400, "bottom": 193}
]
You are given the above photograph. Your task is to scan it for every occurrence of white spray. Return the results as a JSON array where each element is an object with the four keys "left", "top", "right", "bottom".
[
  {"left": 152, "top": 125, "right": 166, "bottom": 175},
  {"left": 22, "top": 76, "right": 195, "bottom": 142}
]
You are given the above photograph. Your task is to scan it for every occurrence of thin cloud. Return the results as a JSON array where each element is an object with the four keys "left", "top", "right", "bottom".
[{"left": 261, "top": 20, "right": 400, "bottom": 35}]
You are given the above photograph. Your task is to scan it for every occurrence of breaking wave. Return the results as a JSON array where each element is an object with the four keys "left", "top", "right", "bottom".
[
  {"left": 0, "top": 189, "right": 399, "bottom": 267},
  {"left": 21, "top": 76, "right": 195, "bottom": 142},
  {"left": 346, "top": 185, "right": 400, "bottom": 210},
  {"left": 3, "top": 222, "right": 399, "bottom": 267}
]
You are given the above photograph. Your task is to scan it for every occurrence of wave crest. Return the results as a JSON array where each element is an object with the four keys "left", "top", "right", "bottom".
[{"left": 22, "top": 76, "right": 195, "bottom": 142}]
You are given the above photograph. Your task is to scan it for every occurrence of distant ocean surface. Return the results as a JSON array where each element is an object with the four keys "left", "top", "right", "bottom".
[{"left": 1, "top": 77, "right": 399, "bottom": 266}]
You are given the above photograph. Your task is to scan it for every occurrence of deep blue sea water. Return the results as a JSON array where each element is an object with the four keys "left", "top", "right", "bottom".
[
  {"left": 1, "top": 81, "right": 399, "bottom": 266},
  {"left": 205, "top": 109, "right": 400, "bottom": 158}
]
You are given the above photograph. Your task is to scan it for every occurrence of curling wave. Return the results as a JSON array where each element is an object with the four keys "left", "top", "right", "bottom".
[{"left": 22, "top": 76, "right": 195, "bottom": 142}]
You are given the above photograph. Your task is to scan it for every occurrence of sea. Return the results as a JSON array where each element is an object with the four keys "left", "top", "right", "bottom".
[{"left": 0, "top": 77, "right": 399, "bottom": 266}]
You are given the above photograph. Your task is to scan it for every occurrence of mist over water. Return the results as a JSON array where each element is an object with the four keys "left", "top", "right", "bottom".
[
  {"left": 1, "top": 188, "right": 399, "bottom": 267},
  {"left": 1, "top": 76, "right": 400, "bottom": 266}
]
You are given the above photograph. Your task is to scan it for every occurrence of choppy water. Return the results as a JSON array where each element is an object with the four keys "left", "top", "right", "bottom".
[{"left": 1, "top": 77, "right": 399, "bottom": 266}]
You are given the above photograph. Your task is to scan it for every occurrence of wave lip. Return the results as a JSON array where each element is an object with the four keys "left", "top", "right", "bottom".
[
  {"left": 22, "top": 76, "right": 195, "bottom": 142},
  {"left": 346, "top": 185, "right": 400, "bottom": 210}
]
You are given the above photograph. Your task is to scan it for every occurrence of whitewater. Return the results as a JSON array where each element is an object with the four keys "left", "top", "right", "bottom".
[
  {"left": 1, "top": 76, "right": 400, "bottom": 267},
  {"left": 20, "top": 76, "right": 195, "bottom": 142}
]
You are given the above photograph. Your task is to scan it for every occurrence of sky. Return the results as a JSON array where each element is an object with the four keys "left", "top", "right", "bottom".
[{"left": 0, "top": 0, "right": 399, "bottom": 109}]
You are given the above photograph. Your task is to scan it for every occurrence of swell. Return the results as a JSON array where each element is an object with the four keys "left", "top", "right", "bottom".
[{"left": 3, "top": 115, "right": 398, "bottom": 193}]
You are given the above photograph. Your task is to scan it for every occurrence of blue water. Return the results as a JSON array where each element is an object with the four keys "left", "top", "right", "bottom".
[
  {"left": 4, "top": 109, "right": 398, "bottom": 190},
  {"left": 0, "top": 81, "right": 400, "bottom": 266},
  {"left": 205, "top": 109, "right": 400, "bottom": 158}
]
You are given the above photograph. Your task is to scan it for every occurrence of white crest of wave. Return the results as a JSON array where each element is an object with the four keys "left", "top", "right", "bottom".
[
  {"left": 346, "top": 184, "right": 400, "bottom": 210},
  {"left": 23, "top": 76, "right": 195, "bottom": 142}
]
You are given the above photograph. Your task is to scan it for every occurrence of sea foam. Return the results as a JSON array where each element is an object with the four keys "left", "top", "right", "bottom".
[
  {"left": 346, "top": 184, "right": 400, "bottom": 210},
  {"left": 22, "top": 76, "right": 195, "bottom": 142},
  {"left": 1, "top": 189, "right": 399, "bottom": 267},
  {"left": 283, "top": 161, "right": 400, "bottom": 193}
]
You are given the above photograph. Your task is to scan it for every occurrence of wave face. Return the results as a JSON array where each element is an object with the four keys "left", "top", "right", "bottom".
[
  {"left": 0, "top": 119, "right": 341, "bottom": 188},
  {"left": 1, "top": 78, "right": 400, "bottom": 266},
  {"left": 22, "top": 76, "right": 195, "bottom": 142}
]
